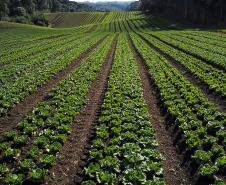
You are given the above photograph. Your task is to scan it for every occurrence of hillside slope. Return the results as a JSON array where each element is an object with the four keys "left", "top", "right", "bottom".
[
  {"left": 0, "top": 12, "right": 226, "bottom": 185},
  {"left": 45, "top": 12, "right": 107, "bottom": 28}
]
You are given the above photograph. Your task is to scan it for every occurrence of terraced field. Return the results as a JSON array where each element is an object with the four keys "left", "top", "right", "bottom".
[
  {"left": 0, "top": 11, "right": 226, "bottom": 185},
  {"left": 44, "top": 12, "right": 107, "bottom": 28}
]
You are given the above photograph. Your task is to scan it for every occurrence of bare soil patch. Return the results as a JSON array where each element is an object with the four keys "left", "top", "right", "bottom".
[
  {"left": 0, "top": 36, "right": 108, "bottom": 142},
  {"left": 42, "top": 35, "right": 118, "bottom": 185},
  {"left": 127, "top": 33, "right": 204, "bottom": 185}
]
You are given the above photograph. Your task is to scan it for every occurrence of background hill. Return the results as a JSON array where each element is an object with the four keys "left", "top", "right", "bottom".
[
  {"left": 45, "top": 12, "right": 106, "bottom": 28},
  {"left": 0, "top": 0, "right": 95, "bottom": 26}
]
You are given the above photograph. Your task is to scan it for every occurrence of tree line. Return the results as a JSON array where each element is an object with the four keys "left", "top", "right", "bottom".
[
  {"left": 139, "top": 0, "right": 226, "bottom": 25},
  {"left": 0, "top": 0, "right": 95, "bottom": 26}
]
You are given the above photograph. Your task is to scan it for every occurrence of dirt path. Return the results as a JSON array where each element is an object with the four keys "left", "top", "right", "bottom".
[
  {"left": 127, "top": 33, "right": 200, "bottom": 185},
  {"left": 137, "top": 33, "right": 226, "bottom": 114},
  {"left": 0, "top": 36, "right": 108, "bottom": 141},
  {"left": 43, "top": 34, "right": 118, "bottom": 185}
]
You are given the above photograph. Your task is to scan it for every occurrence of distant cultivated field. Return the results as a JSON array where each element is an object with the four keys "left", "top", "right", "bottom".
[
  {"left": 44, "top": 12, "right": 106, "bottom": 28},
  {"left": 0, "top": 11, "right": 226, "bottom": 185}
]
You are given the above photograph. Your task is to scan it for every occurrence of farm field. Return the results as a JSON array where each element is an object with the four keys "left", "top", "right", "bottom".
[{"left": 0, "top": 11, "right": 226, "bottom": 185}]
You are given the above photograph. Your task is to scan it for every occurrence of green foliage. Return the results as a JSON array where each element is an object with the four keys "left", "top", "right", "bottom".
[
  {"left": 50, "top": 132, "right": 67, "bottom": 144},
  {"left": 29, "top": 168, "right": 48, "bottom": 183},
  {"left": 199, "top": 164, "right": 218, "bottom": 178},
  {"left": 4, "top": 130, "right": 18, "bottom": 140},
  {"left": 89, "top": 149, "right": 103, "bottom": 162},
  {"left": 14, "top": 135, "right": 30, "bottom": 146},
  {"left": 121, "top": 168, "right": 146, "bottom": 184},
  {"left": 34, "top": 136, "right": 49, "bottom": 148},
  {"left": 215, "top": 157, "right": 226, "bottom": 172},
  {"left": 96, "top": 171, "right": 116, "bottom": 184},
  {"left": 18, "top": 159, "right": 36, "bottom": 172},
  {"left": 31, "top": 13, "right": 49, "bottom": 27},
  {"left": 5, "top": 173, "right": 25, "bottom": 185},
  {"left": 26, "top": 146, "right": 43, "bottom": 161},
  {"left": 92, "top": 139, "right": 106, "bottom": 149},
  {"left": 81, "top": 180, "right": 96, "bottom": 185},
  {"left": 46, "top": 142, "right": 62, "bottom": 154},
  {"left": 0, "top": 142, "right": 10, "bottom": 152},
  {"left": 57, "top": 124, "right": 71, "bottom": 134},
  {"left": 0, "top": 163, "right": 9, "bottom": 177},
  {"left": 192, "top": 150, "right": 213, "bottom": 165},
  {"left": 16, "top": 121, "right": 30, "bottom": 130},
  {"left": 100, "top": 156, "right": 121, "bottom": 173},
  {"left": 84, "top": 163, "right": 101, "bottom": 178},
  {"left": 14, "top": 7, "right": 27, "bottom": 17},
  {"left": 39, "top": 154, "right": 56, "bottom": 167},
  {"left": 4, "top": 148, "right": 20, "bottom": 160}
]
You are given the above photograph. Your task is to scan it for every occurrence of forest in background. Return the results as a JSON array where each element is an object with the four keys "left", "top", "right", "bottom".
[
  {"left": 0, "top": 0, "right": 95, "bottom": 26},
  {"left": 139, "top": 0, "right": 226, "bottom": 25},
  {"left": 1, "top": 0, "right": 226, "bottom": 27}
]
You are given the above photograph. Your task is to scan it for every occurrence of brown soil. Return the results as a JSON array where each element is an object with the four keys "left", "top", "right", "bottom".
[
  {"left": 42, "top": 34, "right": 118, "bottom": 185},
  {"left": 127, "top": 33, "right": 207, "bottom": 185},
  {"left": 137, "top": 33, "right": 226, "bottom": 114},
  {"left": 0, "top": 36, "right": 108, "bottom": 142}
]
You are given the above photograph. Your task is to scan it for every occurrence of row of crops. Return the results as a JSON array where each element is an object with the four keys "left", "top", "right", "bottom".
[
  {"left": 0, "top": 11, "right": 226, "bottom": 185},
  {"left": 45, "top": 12, "right": 106, "bottom": 28},
  {"left": 82, "top": 33, "right": 165, "bottom": 185},
  {"left": 129, "top": 31, "right": 226, "bottom": 184}
]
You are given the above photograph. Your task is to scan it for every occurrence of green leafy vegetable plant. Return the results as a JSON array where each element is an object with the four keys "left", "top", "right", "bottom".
[
  {"left": 5, "top": 173, "right": 25, "bottom": 185},
  {"left": 29, "top": 168, "right": 48, "bottom": 183},
  {"left": 18, "top": 159, "right": 36, "bottom": 172}
]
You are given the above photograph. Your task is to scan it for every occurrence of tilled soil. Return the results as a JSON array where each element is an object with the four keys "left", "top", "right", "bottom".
[{"left": 43, "top": 34, "right": 118, "bottom": 185}]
